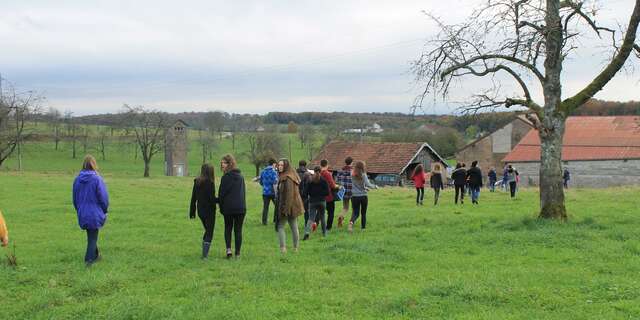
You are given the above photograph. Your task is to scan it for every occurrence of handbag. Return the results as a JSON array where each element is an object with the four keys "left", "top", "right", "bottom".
[{"left": 333, "top": 186, "right": 345, "bottom": 201}]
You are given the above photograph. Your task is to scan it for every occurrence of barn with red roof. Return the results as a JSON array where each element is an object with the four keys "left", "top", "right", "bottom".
[
  {"left": 312, "top": 141, "right": 449, "bottom": 186},
  {"left": 503, "top": 116, "right": 640, "bottom": 187}
]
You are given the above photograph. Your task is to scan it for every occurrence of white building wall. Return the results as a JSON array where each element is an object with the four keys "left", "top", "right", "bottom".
[{"left": 510, "top": 160, "right": 640, "bottom": 188}]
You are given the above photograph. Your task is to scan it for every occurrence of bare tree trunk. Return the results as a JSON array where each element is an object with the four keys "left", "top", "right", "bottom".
[
  {"left": 255, "top": 164, "right": 259, "bottom": 177},
  {"left": 538, "top": 0, "right": 567, "bottom": 220},
  {"left": 202, "top": 143, "right": 206, "bottom": 164},
  {"left": 144, "top": 161, "right": 150, "bottom": 177},
  {"left": 232, "top": 133, "right": 235, "bottom": 151},
  {"left": 100, "top": 138, "right": 106, "bottom": 161},
  {"left": 54, "top": 126, "right": 59, "bottom": 150},
  {"left": 539, "top": 120, "right": 567, "bottom": 219}
]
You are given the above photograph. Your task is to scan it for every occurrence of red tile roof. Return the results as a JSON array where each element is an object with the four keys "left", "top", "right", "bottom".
[
  {"left": 312, "top": 141, "right": 446, "bottom": 174},
  {"left": 503, "top": 116, "right": 640, "bottom": 162}
]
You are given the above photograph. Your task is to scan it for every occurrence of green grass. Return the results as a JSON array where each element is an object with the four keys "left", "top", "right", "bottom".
[
  {"left": 1, "top": 130, "right": 640, "bottom": 319},
  {"left": 1, "top": 170, "right": 639, "bottom": 319}
]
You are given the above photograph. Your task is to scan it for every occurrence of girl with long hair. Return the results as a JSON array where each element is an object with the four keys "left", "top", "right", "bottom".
[
  {"left": 276, "top": 158, "right": 305, "bottom": 253},
  {"left": 189, "top": 163, "right": 217, "bottom": 259},
  {"left": 430, "top": 164, "right": 444, "bottom": 205},
  {"left": 218, "top": 154, "right": 247, "bottom": 258},
  {"left": 411, "top": 164, "right": 426, "bottom": 205},
  {"left": 348, "top": 161, "right": 377, "bottom": 232}
]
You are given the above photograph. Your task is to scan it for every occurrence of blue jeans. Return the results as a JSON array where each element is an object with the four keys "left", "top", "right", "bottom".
[
  {"left": 350, "top": 196, "right": 368, "bottom": 229},
  {"left": 471, "top": 186, "right": 480, "bottom": 203},
  {"left": 85, "top": 229, "right": 99, "bottom": 263}
]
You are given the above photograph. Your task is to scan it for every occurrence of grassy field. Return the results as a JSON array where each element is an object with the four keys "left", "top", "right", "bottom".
[
  {"left": 1, "top": 132, "right": 640, "bottom": 319},
  {"left": 1, "top": 171, "right": 639, "bottom": 319},
  {"left": 1, "top": 125, "right": 316, "bottom": 178}
]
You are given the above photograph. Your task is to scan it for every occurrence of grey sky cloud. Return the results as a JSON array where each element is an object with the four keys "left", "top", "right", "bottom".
[{"left": 0, "top": 0, "right": 637, "bottom": 115}]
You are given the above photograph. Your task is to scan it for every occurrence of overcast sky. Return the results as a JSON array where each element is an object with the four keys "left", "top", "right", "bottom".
[{"left": 0, "top": 0, "right": 637, "bottom": 116}]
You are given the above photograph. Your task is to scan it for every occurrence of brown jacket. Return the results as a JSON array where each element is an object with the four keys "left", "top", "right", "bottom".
[{"left": 277, "top": 171, "right": 305, "bottom": 218}]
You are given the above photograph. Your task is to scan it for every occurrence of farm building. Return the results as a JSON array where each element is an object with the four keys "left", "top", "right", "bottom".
[
  {"left": 312, "top": 141, "right": 449, "bottom": 186},
  {"left": 455, "top": 115, "right": 533, "bottom": 174},
  {"left": 165, "top": 119, "right": 189, "bottom": 177},
  {"left": 503, "top": 116, "right": 640, "bottom": 187},
  {"left": 343, "top": 123, "right": 384, "bottom": 134}
]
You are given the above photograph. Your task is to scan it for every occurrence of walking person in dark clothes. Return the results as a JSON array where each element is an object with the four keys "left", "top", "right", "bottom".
[
  {"left": 462, "top": 163, "right": 472, "bottom": 196},
  {"left": 320, "top": 159, "right": 340, "bottom": 230},
  {"left": 466, "top": 161, "right": 483, "bottom": 204},
  {"left": 275, "top": 158, "right": 305, "bottom": 253},
  {"left": 430, "top": 164, "right": 444, "bottom": 205},
  {"left": 336, "top": 157, "right": 354, "bottom": 228},
  {"left": 259, "top": 158, "right": 278, "bottom": 225},
  {"left": 189, "top": 163, "right": 217, "bottom": 259},
  {"left": 303, "top": 166, "right": 329, "bottom": 240},
  {"left": 218, "top": 154, "right": 247, "bottom": 258},
  {"left": 72, "top": 155, "right": 109, "bottom": 266},
  {"left": 451, "top": 163, "right": 467, "bottom": 204},
  {"left": 296, "top": 160, "right": 312, "bottom": 226},
  {"left": 488, "top": 167, "right": 497, "bottom": 192},
  {"left": 411, "top": 164, "right": 427, "bottom": 206},
  {"left": 563, "top": 168, "right": 571, "bottom": 189},
  {"left": 502, "top": 165, "right": 509, "bottom": 191},
  {"left": 507, "top": 165, "right": 519, "bottom": 198},
  {"left": 349, "top": 161, "right": 378, "bottom": 232}
]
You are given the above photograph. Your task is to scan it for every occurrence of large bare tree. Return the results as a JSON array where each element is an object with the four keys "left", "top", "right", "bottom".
[
  {"left": 124, "top": 105, "right": 169, "bottom": 177},
  {"left": 0, "top": 82, "right": 41, "bottom": 168},
  {"left": 413, "top": 0, "right": 640, "bottom": 219}
]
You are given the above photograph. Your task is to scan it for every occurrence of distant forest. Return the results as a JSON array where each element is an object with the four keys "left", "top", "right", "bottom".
[
  {"left": 18, "top": 99, "right": 639, "bottom": 160},
  {"left": 71, "top": 98, "right": 639, "bottom": 130}
]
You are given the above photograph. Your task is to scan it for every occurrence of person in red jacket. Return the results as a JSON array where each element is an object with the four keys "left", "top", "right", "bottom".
[
  {"left": 320, "top": 159, "right": 340, "bottom": 230},
  {"left": 411, "top": 164, "right": 427, "bottom": 206}
]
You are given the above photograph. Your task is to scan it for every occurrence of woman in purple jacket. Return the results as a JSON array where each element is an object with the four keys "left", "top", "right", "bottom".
[{"left": 73, "top": 155, "right": 109, "bottom": 266}]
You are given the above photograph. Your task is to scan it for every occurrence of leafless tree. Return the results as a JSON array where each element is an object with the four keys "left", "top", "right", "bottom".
[
  {"left": 95, "top": 126, "right": 109, "bottom": 161},
  {"left": 197, "top": 129, "right": 217, "bottom": 164},
  {"left": 123, "top": 105, "right": 169, "bottom": 177},
  {"left": 245, "top": 132, "right": 283, "bottom": 177},
  {"left": 413, "top": 0, "right": 640, "bottom": 219},
  {"left": 0, "top": 83, "right": 41, "bottom": 168},
  {"left": 64, "top": 111, "right": 79, "bottom": 159},
  {"left": 46, "top": 107, "right": 63, "bottom": 150},
  {"left": 82, "top": 126, "right": 92, "bottom": 154}
]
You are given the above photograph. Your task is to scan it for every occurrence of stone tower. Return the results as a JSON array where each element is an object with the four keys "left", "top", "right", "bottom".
[{"left": 165, "top": 119, "right": 188, "bottom": 177}]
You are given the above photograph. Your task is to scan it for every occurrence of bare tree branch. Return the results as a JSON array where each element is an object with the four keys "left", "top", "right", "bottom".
[{"left": 561, "top": 0, "right": 640, "bottom": 114}]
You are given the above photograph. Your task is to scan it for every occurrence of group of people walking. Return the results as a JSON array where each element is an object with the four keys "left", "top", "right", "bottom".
[
  {"left": 411, "top": 161, "right": 525, "bottom": 207},
  {"left": 259, "top": 156, "right": 378, "bottom": 252},
  {"left": 71, "top": 151, "right": 559, "bottom": 265},
  {"left": 70, "top": 152, "right": 381, "bottom": 265}
]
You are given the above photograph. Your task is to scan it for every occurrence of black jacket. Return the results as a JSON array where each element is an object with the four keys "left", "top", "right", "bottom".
[
  {"left": 297, "top": 166, "right": 311, "bottom": 196},
  {"left": 488, "top": 169, "right": 497, "bottom": 181},
  {"left": 190, "top": 179, "right": 217, "bottom": 219},
  {"left": 304, "top": 178, "right": 329, "bottom": 203},
  {"left": 430, "top": 173, "right": 444, "bottom": 190},
  {"left": 466, "top": 167, "right": 483, "bottom": 187},
  {"left": 218, "top": 169, "right": 247, "bottom": 215},
  {"left": 451, "top": 168, "right": 467, "bottom": 186}
]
